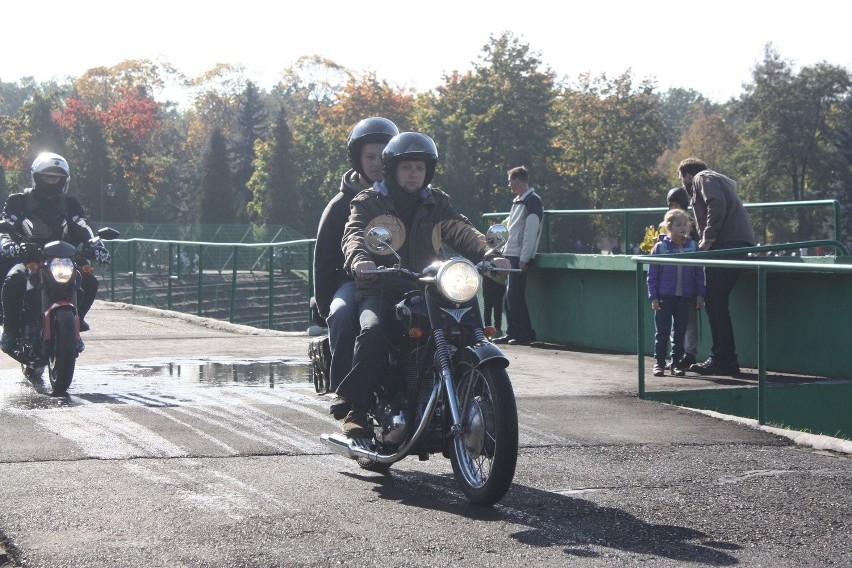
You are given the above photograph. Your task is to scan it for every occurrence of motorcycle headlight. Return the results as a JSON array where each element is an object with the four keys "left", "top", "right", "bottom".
[
  {"left": 49, "top": 258, "right": 76, "bottom": 283},
  {"left": 436, "top": 259, "right": 481, "bottom": 303}
]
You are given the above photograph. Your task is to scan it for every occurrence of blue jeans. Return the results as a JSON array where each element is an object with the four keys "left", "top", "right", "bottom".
[
  {"left": 335, "top": 293, "right": 392, "bottom": 409},
  {"left": 654, "top": 296, "right": 690, "bottom": 365},
  {"left": 504, "top": 256, "right": 536, "bottom": 342},
  {"left": 326, "top": 281, "right": 358, "bottom": 392}
]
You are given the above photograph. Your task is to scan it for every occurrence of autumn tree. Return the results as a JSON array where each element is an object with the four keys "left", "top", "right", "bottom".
[
  {"left": 737, "top": 45, "right": 851, "bottom": 239},
  {"left": 22, "top": 90, "right": 66, "bottom": 161},
  {"left": 416, "top": 32, "right": 559, "bottom": 220},
  {"left": 57, "top": 98, "right": 112, "bottom": 222},
  {"left": 247, "top": 107, "right": 300, "bottom": 232},
  {"left": 232, "top": 80, "right": 269, "bottom": 222},
  {"left": 197, "top": 128, "right": 235, "bottom": 226}
]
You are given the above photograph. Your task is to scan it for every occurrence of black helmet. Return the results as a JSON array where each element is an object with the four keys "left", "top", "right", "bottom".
[
  {"left": 347, "top": 117, "right": 399, "bottom": 182},
  {"left": 381, "top": 132, "right": 439, "bottom": 188},
  {"left": 31, "top": 152, "right": 71, "bottom": 199},
  {"left": 666, "top": 187, "right": 690, "bottom": 210}
]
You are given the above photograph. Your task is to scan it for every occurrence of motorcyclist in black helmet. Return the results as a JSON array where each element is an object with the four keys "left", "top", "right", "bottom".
[
  {"left": 314, "top": 117, "right": 399, "bottom": 413},
  {"left": 0, "top": 152, "right": 111, "bottom": 354},
  {"left": 333, "top": 132, "right": 510, "bottom": 438}
]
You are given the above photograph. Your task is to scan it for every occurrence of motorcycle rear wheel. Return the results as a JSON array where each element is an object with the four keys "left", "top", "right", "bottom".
[
  {"left": 450, "top": 361, "right": 518, "bottom": 506},
  {"left": 47, "top": 309, "right": 77, "bottom": 395}
]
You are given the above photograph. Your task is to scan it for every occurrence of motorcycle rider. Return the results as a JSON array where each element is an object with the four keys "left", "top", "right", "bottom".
[
  {"left": 0, "top": 152, "right": 111, "bottom": 354},
  {"left": 314, "top": 117, "right": 399, "bottom": 415},
  {"left": 335, "top": 132, "right": 510, "bottom": 438}
]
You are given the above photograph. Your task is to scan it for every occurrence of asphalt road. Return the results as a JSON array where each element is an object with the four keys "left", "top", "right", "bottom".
[{"left": 0, "top": 302, "right": 848, "bottom": 567}]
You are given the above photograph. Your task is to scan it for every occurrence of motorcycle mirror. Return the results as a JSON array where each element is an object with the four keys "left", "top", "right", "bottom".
[
  {"left": 97, "top": 227, "right": 121, "bottom": 240},
  {"left": 365, "top": 226, "right": 401, "bottom": 263},
  {"left": 486, "top": 224, "right": 508, "bottom": 251}
]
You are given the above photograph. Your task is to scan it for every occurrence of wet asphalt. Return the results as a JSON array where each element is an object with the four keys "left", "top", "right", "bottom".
[{"left": 0, "top": 301, "right": 848, "bottom": 566}]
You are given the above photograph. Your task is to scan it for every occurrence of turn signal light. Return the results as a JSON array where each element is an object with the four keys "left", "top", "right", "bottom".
[
  {"left": 408, "top": 328, "right": 424, "bottom": 339},
  {"left": 25, "top": 262, "right": 39, "bottom": 271},
  {"left": 82, "top": 264, "right": 94, "bottom": 273},
  {"left": 484, "top": 326, "right": 497, "bottom": 337}
]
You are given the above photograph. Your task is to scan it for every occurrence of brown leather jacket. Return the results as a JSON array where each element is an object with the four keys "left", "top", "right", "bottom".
[{"left": 342, "top": 182, "right": 490, "bottom": 293}]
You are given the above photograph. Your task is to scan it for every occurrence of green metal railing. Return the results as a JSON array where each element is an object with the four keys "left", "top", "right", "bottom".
[
  {"left": 105, "top": 237, "right": 317, "bottom": 329},
  {"left": 483, "top": 199, "right": 843, "bottom": 253},
  {"left": 632, "top": 240, "right": 851, "bottom": 425}
]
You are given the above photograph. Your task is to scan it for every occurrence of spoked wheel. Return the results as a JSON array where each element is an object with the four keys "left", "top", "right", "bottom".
[
  {"left": 47, "top": 309, "right": 78, "bottom": 395},
  {"left": 450, "top": 361, "right": 518, "bottom": 506}
]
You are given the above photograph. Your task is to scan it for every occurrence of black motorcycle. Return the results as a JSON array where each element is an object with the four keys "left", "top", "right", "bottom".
[
  {"left": 1, "top": 223, "right": 118, "bottom": 395},
  {"left": 318, "top": 225, "right": 519, "bottom": 506}
]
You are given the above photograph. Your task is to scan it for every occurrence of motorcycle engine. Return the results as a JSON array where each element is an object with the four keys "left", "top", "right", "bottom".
[{"left": 374, "top": 399, "right": 408, "bottom": 447}]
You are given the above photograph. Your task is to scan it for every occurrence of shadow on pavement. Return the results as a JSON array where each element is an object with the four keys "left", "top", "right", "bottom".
[{"left": 344, "top": 469, "right": 740, "bottom": 565}]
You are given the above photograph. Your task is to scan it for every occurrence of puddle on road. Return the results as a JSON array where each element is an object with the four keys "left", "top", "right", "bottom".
[
  {"left": 127, "top": 358, "right": 312, "bottom": 387},
  {"left": 0, "top": 357, "right": 315, "bottom": 409}
]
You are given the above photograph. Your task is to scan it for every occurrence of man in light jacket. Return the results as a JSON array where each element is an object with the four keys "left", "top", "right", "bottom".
[{"left": 496, "top": 165, "right": 543, "bottom": 346}]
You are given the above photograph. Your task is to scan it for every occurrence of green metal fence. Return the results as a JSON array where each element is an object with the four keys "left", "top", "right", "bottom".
[
  {"left": 632, "top": 240, "right": 851, "bottom": 428},
  {"left": 103, "top": 237, "right": 316, "bottom": 331},
  {"left": 483, "top": 199, "right": 844, "bottom": 254}
]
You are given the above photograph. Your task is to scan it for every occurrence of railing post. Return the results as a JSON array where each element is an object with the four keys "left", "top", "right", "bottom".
[
  {"left": 109, "top": 241, "right": 116, "bottom": 301},
  {"left": 196, "top": 245, "right": 204, "bottom": 317},
  {"left": 230, "top": 245, "right": 238, "bottom": 323},
  {"left": 834, "top": 200, "right": 842, "bottom": 244},
  {"left": 167, "top": 242, "right": 173, "bottom": 311},
  {"left": 544, "top": 212, "right": 552, "bottom": 253},
  {"left": 757, "top": 266, "right": 767, "bottom": 425},
  {"left": 636, "top": 261, "right": 646, "bottom": 398},
  {"left": 307, "top": 241, "right": 315, "bottom": 324},
  {"left": 624, "top": 212, "right": 632, "bottom": 255},
  {"left": 268, "top": 245, "right": 274, "bottom": 329},
  {"left": 131, "top": 240, "right": 137, "bottom": 305}
]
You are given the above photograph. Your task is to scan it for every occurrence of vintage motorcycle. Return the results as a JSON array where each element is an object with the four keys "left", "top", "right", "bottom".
[
  {"left": 0, "top": 221, "right": 118, "bottom": 395},
  {"left": 318, "top": 225, "right": 519, "bottom": 506}
]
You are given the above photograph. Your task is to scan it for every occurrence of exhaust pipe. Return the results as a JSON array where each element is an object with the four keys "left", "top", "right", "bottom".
[
  {"left": 321, "top": 433, "right": 394, "bottom": 463},
  {"left": 320, "top": 381, "right": 442, "bottom": 465}
]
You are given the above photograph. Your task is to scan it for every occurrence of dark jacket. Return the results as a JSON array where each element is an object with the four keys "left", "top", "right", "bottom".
[
  {"left": 0, "top": 189, "right": 96, "bottom": 249},
  {"left": 691, "top": 171, "right": 755, "bottom": 248},
  {"left": 312, "top": 169, "right": 366, "bottom": 318},
  {"left": 647, "top": 235, "right": 706, "bottom": 299},
  {"left": 342, "top": 181, "right": 490, "bottom": 295}
]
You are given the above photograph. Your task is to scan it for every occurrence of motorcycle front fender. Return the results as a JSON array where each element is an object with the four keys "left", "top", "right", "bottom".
[
  {"left": 452, "top": 341, "right": 509, "bottom": 370},
  {"left": 42, "top": 301, "right": 78, "bottom": 342}
]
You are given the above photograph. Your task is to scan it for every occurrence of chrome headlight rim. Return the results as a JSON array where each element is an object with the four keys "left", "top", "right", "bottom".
[
  {"left": 435, "top": 258, "right": 481, "bottom": 303},
  {"left": 49, "top": 257, "right": 76, "bottom": 284}
]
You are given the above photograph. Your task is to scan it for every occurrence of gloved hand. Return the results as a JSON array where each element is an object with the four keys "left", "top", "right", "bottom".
[
  {"left": 0, "top": 240, "right": 21, "bottom": 259},
  {"left": 88, "top": 240, "right": 111, "bottom": 266}
]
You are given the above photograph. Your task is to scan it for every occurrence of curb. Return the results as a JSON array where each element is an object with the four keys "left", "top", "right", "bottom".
[{"left": 105, "top": 301, "right": 307, "bottom": 338}]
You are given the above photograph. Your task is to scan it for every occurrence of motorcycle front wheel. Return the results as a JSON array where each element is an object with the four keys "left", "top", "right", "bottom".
[
  {"left": 47, "top": 309, "right": 77, "bottom": 395},
  {"left": 450, "top": 361, "right": 518, "bottom": 506}
]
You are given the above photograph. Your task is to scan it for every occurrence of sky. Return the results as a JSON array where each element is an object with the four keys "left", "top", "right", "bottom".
[{"left": 2, "top": 0, "right": 850, "bottom": 104}]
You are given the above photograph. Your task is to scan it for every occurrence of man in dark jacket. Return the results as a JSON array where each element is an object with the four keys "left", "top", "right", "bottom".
[
  {"left": 678, "top": 158, "right": 755, "bottom": 376},
  {"left": 313, "top": 117, "right": 398, "bottom": 403},
  {"left": 0, "top": 152, "right": 110, "bottom": 354},
  {"left": 334, "top": 132, "right": 510, "bottom": 438}
]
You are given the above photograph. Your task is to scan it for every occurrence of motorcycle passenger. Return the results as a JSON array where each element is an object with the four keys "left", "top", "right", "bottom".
[
  {"left": 336, "top": 132, "right": 510, "bottom": 438},
  {"left": 0, "top": 152, "right": 111, "bottom": 354},
  {"left": 314, "top": 117, "right": 399, "bottom": 415}
]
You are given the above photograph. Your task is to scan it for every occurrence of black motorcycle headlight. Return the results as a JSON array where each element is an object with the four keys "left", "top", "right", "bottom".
[
  {"left": 49, "top": 257, "right": 75, "bottom": 284},
  {"left": 436, "top": 259, "right": 480, "bottom": 303}
]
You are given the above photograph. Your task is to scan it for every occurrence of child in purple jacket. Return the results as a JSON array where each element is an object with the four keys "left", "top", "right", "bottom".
[{"left": 647, "top": 209, "right": 705, "bottom": 376}]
